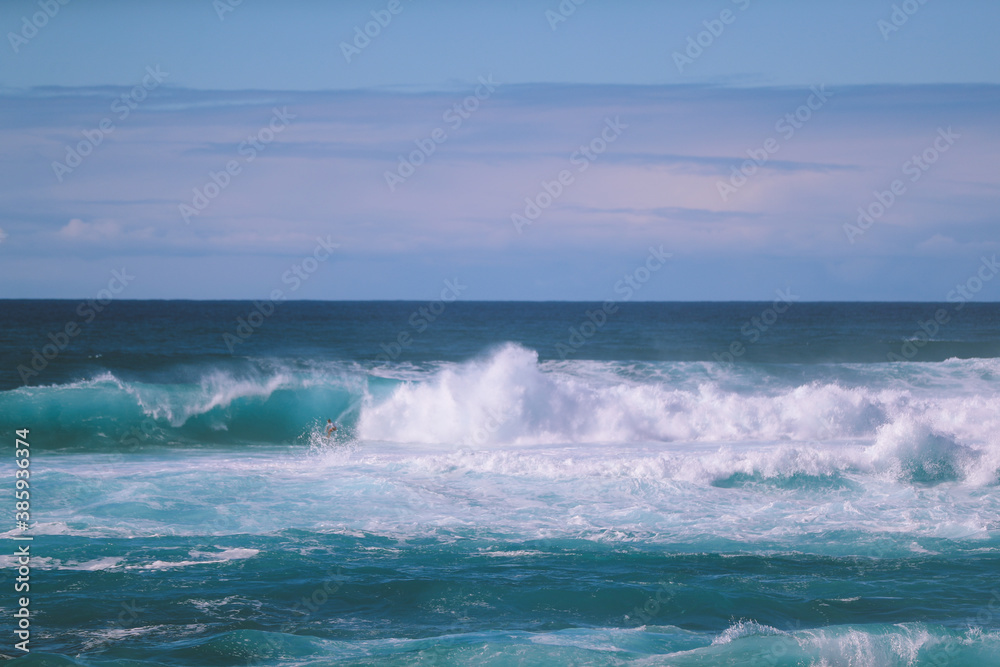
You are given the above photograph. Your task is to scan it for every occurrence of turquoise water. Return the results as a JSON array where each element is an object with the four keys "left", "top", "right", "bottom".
[{"left": 2, "top": 301, "right": 999, "bottom": 665}]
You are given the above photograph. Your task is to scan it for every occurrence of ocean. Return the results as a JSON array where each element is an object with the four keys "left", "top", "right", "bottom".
[{"left": 1, "top": 300, "right": 999, "bottom": 666}]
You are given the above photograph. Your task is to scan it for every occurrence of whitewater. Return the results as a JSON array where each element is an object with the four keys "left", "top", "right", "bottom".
[{"left": 1, "top": 300, "right": 998, "bottom": 665}]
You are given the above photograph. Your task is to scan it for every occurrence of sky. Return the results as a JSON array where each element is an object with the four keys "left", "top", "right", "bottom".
[{"left": 1, "top": 0, "right": 998, "bottom": 300}]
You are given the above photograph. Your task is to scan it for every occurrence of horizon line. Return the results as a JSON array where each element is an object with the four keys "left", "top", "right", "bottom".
[{"left": 3, "top": 298, "right": 999, "bottom": 305}]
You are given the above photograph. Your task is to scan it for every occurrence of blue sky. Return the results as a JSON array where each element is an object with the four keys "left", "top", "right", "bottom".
[{"left": 1, "top": 0, "right": 998, "bottom": 300}]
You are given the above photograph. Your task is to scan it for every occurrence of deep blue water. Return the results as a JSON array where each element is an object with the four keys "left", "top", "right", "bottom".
[{"left": 1, "top": 300, "right": 999, "bottom": 665}]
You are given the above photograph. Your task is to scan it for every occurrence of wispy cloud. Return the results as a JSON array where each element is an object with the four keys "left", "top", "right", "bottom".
[{"left": 1, "top": 83, "right": 998, "bottom": 298}]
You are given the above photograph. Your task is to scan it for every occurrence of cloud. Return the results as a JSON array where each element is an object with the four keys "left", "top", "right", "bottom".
[
  {"left": 1, "top": 83, "right": 998, "bottom": 297},
  {"left": 57, "top": 219, "right": 121, "bottom": 242},
  {"left": 914, "top": 234, "right": 999, "bottom": 257}
]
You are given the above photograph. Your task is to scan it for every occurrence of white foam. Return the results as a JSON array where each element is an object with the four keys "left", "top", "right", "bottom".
[
  {"left": 136, "top": 548, "right": 259, "bottom": 570},
  {"left": 712, "top": 619, "right": 787, "bottom": 645},
  {"left": 0, "top": 555, "right": 122, "bottom": 570},
  {"left": 357, "top": 345, "right": 1000, "bottom": 484},
  {"left": 65, "top": 556, "right": 123, "bottom": 571},
  {"left": 187, "top": 595, "right": 262, "bottom": 613},
  {"left": 129, "top": 371, "right": 293, "bottom": 426},
  {"left": 797, "top": 623, "right": 937, "bottom": 667},
  {"left": 22, "top": 347, "right": 1000, "bottom": 548},
  {"left": 85, "top": 361, "right": 364, "bottom": 428}
]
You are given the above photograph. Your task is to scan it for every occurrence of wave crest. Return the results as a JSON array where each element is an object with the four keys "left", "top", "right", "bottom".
[{"left": 3, "top": 344, "right": 999, "bottom": 489}]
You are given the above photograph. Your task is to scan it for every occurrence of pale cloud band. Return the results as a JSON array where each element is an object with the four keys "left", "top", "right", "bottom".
[{"left": 0, "top": 83, "right": 997, "bottom": 299}]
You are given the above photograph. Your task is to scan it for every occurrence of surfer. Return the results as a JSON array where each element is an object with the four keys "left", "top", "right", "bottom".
[{"left": 326, "top": 419, "right": 337, "bottom": 437}]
